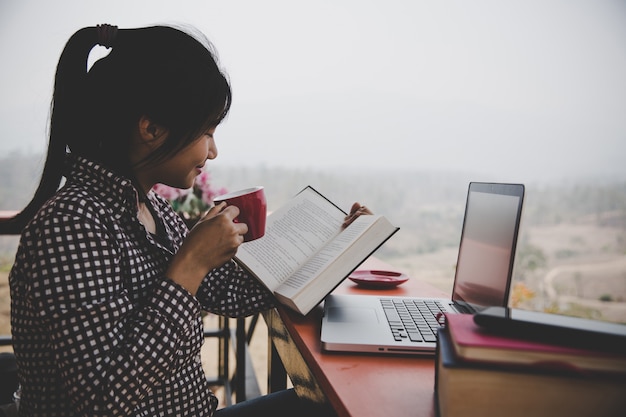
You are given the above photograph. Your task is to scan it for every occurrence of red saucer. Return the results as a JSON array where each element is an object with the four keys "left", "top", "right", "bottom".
[{"left": 348, "top": 270, "right": 409, "bottom": 289}]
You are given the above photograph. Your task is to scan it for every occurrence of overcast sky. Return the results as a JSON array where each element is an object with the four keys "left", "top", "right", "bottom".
[{"left": 1, "top": 0, "right": 625, "bottom": 183}]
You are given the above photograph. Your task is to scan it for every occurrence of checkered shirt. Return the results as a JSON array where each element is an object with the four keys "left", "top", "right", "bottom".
[{"left": 9, "top": 154, "right": 276, "bottom": 416}]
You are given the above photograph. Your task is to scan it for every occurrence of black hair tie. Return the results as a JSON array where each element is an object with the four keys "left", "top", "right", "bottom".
[{"left": 96, "top": 24, "right": 118, "bottom": 48}]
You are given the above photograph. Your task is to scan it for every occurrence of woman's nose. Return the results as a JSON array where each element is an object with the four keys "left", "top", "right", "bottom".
[{"left": 207, "top": 138, "right": 218, "bottom": 160}]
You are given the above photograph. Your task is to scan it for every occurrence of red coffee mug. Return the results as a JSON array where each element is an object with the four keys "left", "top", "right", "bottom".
[{"left": 213, "top": 186, "right": 267, "bottom": 241}]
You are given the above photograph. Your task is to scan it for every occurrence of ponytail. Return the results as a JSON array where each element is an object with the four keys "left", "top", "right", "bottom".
[{"left": 0, "top": 27, "right": 100, "bottom": 234}]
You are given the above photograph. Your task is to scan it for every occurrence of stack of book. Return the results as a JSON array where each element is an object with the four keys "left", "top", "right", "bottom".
[{"left": 435, "top": 313, "right": 626, "bottom": 417}]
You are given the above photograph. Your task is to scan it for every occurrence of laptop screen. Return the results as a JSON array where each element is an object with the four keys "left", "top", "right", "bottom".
[{"left": 451, "top": 182, "right": 524, "bottom": 309}]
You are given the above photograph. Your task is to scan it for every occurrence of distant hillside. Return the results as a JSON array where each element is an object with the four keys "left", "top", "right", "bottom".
[
  {"left": 2, "top": 152, "right": 626, "bottom": 322},
  {"left": 2, "top": 151, "right": 625, "bottom": 262}
]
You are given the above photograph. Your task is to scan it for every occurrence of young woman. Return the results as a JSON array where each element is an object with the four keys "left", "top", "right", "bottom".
[{"left": 4, "top": 24, "right": 370, "bottom": 416}]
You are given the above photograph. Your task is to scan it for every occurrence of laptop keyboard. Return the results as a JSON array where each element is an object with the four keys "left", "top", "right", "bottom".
[{"left": 380, "top": 298, "right": 445, "bottom": 343}]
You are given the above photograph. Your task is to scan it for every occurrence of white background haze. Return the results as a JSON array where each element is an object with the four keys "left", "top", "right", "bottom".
[{"left": 1, "top": 0, "right": 625, "bottom": 184}]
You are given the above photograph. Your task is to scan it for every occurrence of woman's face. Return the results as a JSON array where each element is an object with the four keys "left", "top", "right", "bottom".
[{"left": 139, "top": 127, "right": 218, "bottom": 192}]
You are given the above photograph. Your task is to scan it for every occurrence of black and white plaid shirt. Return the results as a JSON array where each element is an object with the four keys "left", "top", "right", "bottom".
[{"left": 9, "top": 155, "right": 276, "bottom": 416}]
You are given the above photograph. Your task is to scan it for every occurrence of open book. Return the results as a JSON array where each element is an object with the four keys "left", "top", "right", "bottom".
[{"left": 234, "top": 186, "right": 399, "bottom": 315}]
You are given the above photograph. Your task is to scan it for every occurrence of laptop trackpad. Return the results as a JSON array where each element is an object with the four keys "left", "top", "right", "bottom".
[{"left": 327, "top": 307, "right": 379, "bottom": 324}]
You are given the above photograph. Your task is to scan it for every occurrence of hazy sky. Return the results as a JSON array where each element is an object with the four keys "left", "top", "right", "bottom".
[{"left": 1, "top": 0, "right": 625, "bottom": 183}]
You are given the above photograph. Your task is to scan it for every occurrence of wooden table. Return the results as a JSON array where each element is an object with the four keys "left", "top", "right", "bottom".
[{"left": 264, "top": 258, "right": 448, "bottom": 417}]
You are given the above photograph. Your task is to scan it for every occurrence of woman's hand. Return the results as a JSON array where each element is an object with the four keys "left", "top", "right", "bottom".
[
  {"left": 342, "top": 202, "right": 373, "bottom": 228},
  {"left": 166, "top": 202, "right": 248, "bottom": 295}
]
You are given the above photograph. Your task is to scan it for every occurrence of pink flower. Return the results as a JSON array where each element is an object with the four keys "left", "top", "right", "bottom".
[
  {"left": 202, "top": 186, "right": 228, "bottom": 205},
  {"left": 152, "top": 183, "right": 189, "bottom": 200},
  {"left": 151, "top": 169, "right": 227, "bottom": 219},
  {"left": 195, "top": 170, "right": 212, "bottom": 188}
]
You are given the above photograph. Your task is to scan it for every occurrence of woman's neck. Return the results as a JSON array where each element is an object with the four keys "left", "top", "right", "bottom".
[{"left": 137, "top": 200, "right": 157, "bottom": 234}]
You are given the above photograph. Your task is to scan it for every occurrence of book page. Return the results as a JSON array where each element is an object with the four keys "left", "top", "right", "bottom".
[
  {"left": 235, "top": 187, "right": 345, "bottom": 290},
  {"left": 278, "top": 216, "right": 375, "bottom": 294}
]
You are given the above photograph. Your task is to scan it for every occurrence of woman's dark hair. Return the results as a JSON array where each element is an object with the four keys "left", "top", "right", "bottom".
[{"left": 0, "top": 24, "right": 231, "bottom": 233}]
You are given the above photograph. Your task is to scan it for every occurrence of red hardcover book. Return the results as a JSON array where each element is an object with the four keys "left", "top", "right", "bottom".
[{"left": 444, "top": 312, "right": 626, "bottom": 374}]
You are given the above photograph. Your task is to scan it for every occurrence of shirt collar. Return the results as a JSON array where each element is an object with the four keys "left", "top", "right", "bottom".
[{"left": 64, "top": 153, "right": 141, "bottom": 218}]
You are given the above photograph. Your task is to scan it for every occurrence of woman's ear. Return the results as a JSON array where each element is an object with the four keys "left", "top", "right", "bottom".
[{"left": 138, "top": 115, "right": 168, "bottom": 145}]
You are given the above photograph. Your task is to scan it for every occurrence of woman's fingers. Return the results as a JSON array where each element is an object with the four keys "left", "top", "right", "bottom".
[{"left": 342, "top": 202, "right": 373, "bottom": 228}]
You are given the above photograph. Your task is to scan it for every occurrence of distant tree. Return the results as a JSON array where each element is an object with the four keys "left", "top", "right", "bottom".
[{"left": 515, "top": 243, "right": 547, "bottom": 278}]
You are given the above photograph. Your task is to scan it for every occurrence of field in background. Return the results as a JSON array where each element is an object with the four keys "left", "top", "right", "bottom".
[{"left": 1, "top": 158, "right": 625, "bottom": 326}]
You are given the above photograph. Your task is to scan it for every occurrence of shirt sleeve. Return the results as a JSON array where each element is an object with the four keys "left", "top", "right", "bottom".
[
  {"left": 196, "top": 259, "right": 277, "bottom": 317},
  {"left": 22, "top": 208, "right": 204, "bottom": 415}
]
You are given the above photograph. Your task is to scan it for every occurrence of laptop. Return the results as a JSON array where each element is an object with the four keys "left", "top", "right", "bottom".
[{"left": 320, "top": 182, "right": 525, "bottom": 355}]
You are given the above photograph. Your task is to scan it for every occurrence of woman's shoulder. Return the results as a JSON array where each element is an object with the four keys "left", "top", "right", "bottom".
[
  {"left": 27, "top": 183, "right": 127, "bottom": 233},
  {"left": 50, "top": 183, "right": 112, "bottom": 213}
]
